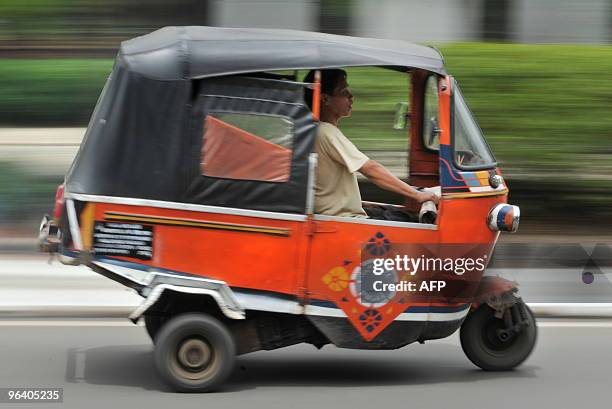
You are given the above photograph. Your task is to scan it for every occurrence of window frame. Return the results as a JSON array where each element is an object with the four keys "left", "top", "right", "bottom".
[{"left": 421, "top": 73, "right": 442, "bottom": 153}]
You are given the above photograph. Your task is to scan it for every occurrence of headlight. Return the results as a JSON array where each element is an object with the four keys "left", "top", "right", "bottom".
[
  {"left": 489, "top": 174, "right": 503, "bottom": 189},
  {"left": 488, "top": 204, "right": 520, "bottom": 233}
]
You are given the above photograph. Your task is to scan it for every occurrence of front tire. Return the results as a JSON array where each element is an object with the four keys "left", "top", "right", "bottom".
[
  {"left": 154, "top": 313, "right": 236, "bottom": 392},
  {"left": 460, "top": 303, "right": 537, "bottom": 371}
]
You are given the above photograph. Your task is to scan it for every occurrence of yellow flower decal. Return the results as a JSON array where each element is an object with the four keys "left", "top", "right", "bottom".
[
  {"left": 322, "top": 266, "right": 349, "bottom": 292},
  {"left": 400, "top": 273, "right": 413, "bottom": 283}
]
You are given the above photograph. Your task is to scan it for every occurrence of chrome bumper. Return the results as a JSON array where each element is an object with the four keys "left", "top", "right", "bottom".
[{"left": 37, "top": 215, "right": 61, "bottom": 253}]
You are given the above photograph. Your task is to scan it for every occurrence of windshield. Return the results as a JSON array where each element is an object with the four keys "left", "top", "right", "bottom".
[{"left": 453, "top": 82, "right": 496, "bottom": 169}]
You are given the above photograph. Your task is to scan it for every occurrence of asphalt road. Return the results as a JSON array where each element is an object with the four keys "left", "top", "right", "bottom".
[{"left": 0, "top": 319, "right": 610, "bottom": 409}]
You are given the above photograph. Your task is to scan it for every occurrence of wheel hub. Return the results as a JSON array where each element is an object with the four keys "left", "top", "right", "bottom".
[
  {"left": 177, "top": 338, "right": 212, "bottom": 370},
  {"left": 496, "top": 329, "right": 512, "bottom": 342}
]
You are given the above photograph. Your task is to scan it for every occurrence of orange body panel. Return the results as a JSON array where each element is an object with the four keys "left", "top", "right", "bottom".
[
  {"left": 438, "top": 196, "right": 505, "bottom": 244},
  {"left": 86, "top": 194, "right": 505, "bottom": 297},
  {"left": 92, "top": 203, "right": 307, "bottom": 296},
  {"left": 306, "top": 220, "right": 438, "bottom": 301}
]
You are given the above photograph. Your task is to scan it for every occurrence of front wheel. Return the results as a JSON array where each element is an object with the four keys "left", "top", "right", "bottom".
[
  {"left": 460, "top": 303, "right": 537, "bottom": 371},
  {"left": 154, "top": 313, "right": 236, "bottom": 392}
]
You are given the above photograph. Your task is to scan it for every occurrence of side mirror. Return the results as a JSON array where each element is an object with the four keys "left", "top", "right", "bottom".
[
  {"left": 393, "top": 102, "right": 410, "bottom": 130},
  {"left": 430, "top": 117, "right": 441, "bottom": 138},
  {"left": 422, "top": 116, "right": 442, "bottom": 150}
]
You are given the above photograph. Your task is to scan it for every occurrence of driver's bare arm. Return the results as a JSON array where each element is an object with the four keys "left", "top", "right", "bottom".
[{"left": 359, "top": 159, "right": 439, "bottom": 205}]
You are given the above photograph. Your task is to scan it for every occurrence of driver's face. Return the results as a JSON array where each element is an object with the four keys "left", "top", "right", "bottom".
[{"left": 324, "top": 78, "right": 353, "bottom": 119}]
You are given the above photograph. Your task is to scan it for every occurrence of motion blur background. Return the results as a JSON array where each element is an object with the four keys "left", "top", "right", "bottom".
[{"left": 1, "top": 0, "right": 611, "bottom": 240}]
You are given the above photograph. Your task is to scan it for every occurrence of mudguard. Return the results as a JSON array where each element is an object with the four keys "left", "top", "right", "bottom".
[
  {"left": 129, "top": 273, "right": 245, "bottom": 322},
  {"left": 470, "top": 275, "right": 521, "bottom": 316}
]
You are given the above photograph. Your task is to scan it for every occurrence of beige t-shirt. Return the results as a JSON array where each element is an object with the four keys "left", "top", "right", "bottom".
[{"left": 314, "top": 122, "right": 369, "bottom": 218}]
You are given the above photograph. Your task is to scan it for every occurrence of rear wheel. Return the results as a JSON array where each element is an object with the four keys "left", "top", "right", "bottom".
[
  {"left": 154, "top": 313, "right": 236, "bottom": 392},
  {"left": 460, "top": 302, "right": 536, "bottom": 371},
  {"left": 144, "top": 314, "right": 164, "bottom": 342}
]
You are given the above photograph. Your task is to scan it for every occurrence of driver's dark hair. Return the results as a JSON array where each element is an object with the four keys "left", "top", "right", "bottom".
[{"left": 303, "top": 69, "right": 347, "bottom": 110}]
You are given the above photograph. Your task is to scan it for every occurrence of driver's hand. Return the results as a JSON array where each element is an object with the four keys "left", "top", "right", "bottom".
[{"left": 415, "top": 191, "right": 440, "bottom": 206}]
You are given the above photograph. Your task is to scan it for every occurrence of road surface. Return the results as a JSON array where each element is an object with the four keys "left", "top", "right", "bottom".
[{"left": 0, "top": 319, "right": 609, "bottom": 409}]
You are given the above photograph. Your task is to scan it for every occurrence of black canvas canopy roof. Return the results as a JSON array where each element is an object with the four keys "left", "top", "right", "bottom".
[
  {"left": 119, "top": 26, "right": 446, "bottom": 80},
  {"left": 66, "top": 26, "right": 445, "bottom": 214}
]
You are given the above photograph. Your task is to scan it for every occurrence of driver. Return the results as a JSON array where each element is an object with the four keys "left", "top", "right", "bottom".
[{"left": 304, "top": 69, "right": 439, "bottom": 219}]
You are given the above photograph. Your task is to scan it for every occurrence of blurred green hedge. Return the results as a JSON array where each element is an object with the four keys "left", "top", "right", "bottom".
[
  {"left": 0, "top": 161, "right": 62, "bottom": 227},
  {"left": 0, "top": 59, "right": 113, "bottom": 126},
  {"left": 2, "top": 43, "right": 611, "bottom": 176},
  {"left": 442, "top": 43, "right": 612, "bottom": 176},
  {"left": 344, "top": 43, "right": 612, "bottom": 179},
  {"left": 1, "top": 43, "right": 611, "bottom": 230}
]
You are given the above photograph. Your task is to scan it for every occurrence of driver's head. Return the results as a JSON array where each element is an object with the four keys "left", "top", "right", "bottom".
[
  {"left": 304, "top": 68, "right": 346, "bottom": 109},
  {"left": 304, "top": 69, "right": 352, "bottom": 119}
]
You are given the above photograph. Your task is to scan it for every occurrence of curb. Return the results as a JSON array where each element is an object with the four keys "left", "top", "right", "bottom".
[
  {"left": 0, "top": 305, "right": 134, "bottom": 318},
  {"left": 529, "top": 303, "right": 612, "bottom": 319},
  {"left": 2, "top": 303, "right": 612, "bottom": 320}
]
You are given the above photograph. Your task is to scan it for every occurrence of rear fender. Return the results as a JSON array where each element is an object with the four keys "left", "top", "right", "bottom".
[
  {"left": 471, "top": 276, "right": 520, "bottom": 318},
  {"left": 129, "top": 273, "right": 245, "bottom": 323}
]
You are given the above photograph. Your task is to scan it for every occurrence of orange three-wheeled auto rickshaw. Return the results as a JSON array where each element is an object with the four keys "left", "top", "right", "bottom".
[{"left": 39, "top": 26, "right": 535, "bottom": 392}]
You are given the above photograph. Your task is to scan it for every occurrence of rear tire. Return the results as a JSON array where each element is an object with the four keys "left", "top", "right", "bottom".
[
  {"left": 154, "top": 313, "right": 236, "bottom": 392},
  {"left": 144, "top": 314, "right": 164, "bottom": 342},
  {"left": 460, "top": 303, "right": 536, "bottom": 371}
]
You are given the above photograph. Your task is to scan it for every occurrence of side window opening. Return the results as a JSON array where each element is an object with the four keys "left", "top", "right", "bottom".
[
  {"left": 301, "top": 67, "right": 434, "bottom": 210},
  {"left": 297, "top": 67, "right": 411, "bottom": 182}
]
